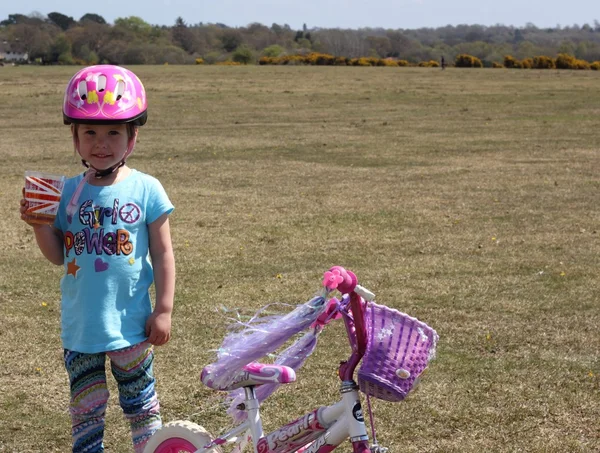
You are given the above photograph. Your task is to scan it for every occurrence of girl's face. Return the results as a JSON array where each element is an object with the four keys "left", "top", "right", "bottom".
[{"left": 73, "top": 123, "right": 133, "bottom": 171}]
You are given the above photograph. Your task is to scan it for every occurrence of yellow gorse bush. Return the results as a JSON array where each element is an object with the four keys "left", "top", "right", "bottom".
[
  {"left": 418, "top": 60, "right": 440, "bottom": 67},
  {"left": 533, "top": 56, "right": 555, "bottom": 69},
  {"left": 259, "top": 53, "right": 412, "bottom": 67},
  {"left": 352, "top": 57, "right": 372, "bottom": 67},
  {"left": 521, "top": 58, "right": 533, "bottom": 69},
  {"left": 205, "top": 51, "right": 600, "bottom": 69},
  {"left": 455, "top": 54, "right": 483, "bottom": 68},
  {"left": 503, "top": 55, "right": 518, "bottom": 68},
  {"left": 555, "top": 53, "right": 590, "bottom": 69},
  {"left": 502, "top": 54, "right": 590, "bottom": 70}
]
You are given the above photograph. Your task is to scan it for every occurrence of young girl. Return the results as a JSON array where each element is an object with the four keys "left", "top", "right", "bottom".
[{"left": 19, "top": 65, "right": 175, "bottom": 453}]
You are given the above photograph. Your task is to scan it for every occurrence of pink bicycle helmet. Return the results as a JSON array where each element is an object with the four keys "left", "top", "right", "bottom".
[
  {"left": 63, "top": 65, "right": 147, "bottom": 126},
  {"left": 63, "top": 65, "right": 148, "bottom": 223}
]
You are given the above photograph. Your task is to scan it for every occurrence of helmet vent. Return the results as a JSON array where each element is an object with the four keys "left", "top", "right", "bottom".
[
  {"left": 115, "top": 80, "right": 125, "bottom": 101},
  {"left": 77, "top": 80, "right": 88, "bottom": 101},
  {"left": 97, "top": 75, "right": 107, "bottom": 92}
]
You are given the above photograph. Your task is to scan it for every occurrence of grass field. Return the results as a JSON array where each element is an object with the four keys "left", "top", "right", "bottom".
[{"left": 0, "top": 65, "right": 599, "bottom": 452}]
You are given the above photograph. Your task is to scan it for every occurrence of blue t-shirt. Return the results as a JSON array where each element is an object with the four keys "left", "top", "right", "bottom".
[{"left": 54, "top": 169, "right": 174, "bottom": 353}]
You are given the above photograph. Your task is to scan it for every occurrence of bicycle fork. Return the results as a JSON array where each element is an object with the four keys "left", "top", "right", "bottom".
[{"left": 314, "top": 381, "right": 370, "bottom": 453}]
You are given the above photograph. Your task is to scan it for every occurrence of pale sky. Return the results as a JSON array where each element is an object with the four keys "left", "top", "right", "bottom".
[{"left": 2, "top": 0, "right": 598, "bottom": 30}]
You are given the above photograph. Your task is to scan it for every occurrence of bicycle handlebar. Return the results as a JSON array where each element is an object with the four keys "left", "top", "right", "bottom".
[
  {"left": 323, "top": 266, "right": 375, "bottom": 300},
  {"left": 322, "top": 266, "right": 376, "bottom": 381}
]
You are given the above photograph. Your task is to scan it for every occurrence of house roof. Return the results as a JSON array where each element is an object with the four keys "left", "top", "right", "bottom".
[{"left": 0, "top": 40, "right": 26, "bottom": 54}]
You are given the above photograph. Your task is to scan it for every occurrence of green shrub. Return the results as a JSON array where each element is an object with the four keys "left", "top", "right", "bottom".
[
  {"left": 203, "top": 51, "right": 222, "bottom": 65},
  {"left": 58, "top": 52, "right": 75, "bottom": 65},
  {"left": 87, "top": 51, "right": 100, "bottom": 65},
  {"left": 591, "top": 61, "right": 600, "bottom": 71},
  {"left": 262, "top": 45, "right": 286, "bottom": 58},
  {"left": 232, "top": 45, "right": 255, "bottom": 65}
]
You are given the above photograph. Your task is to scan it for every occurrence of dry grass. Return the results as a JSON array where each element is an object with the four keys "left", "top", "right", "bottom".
[{"left": 0, "top": 65, "right": 599, "bottom": 452}]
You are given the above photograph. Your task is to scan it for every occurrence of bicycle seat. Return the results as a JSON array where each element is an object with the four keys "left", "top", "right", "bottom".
[{"left": 201, "top": 362, "right": 297, "bottom": 391}]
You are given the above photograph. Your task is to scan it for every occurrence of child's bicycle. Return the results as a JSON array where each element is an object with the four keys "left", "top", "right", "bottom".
[{"left": 144, "top": 266, "right": 439, "bottom": 453}]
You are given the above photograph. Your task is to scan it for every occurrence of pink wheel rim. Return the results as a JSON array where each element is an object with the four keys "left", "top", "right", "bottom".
[{"left": 154, "top": 437, "right": 197, "bottom": 452}]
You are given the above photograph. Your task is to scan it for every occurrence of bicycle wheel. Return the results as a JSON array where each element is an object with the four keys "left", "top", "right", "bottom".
[{"left": 144, "top": 420, "right": 219, "bottom": 453}]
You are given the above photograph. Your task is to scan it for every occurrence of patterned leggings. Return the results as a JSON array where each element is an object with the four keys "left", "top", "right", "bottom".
[{"left": 64, "top": 342, "right": 162, "bottom": 453}]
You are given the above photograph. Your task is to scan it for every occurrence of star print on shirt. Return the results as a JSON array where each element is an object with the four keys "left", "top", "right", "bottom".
[
  {"left": 129, "top": 257, "right": 135, "bottom": 265},
  {"left": 67, "top": 258, "right": 80, "bottom": 277}
]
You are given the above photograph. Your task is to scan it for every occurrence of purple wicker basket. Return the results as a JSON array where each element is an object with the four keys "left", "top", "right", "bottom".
[{"left": 357, "top": 302, "right": 439, "bottom": 402}]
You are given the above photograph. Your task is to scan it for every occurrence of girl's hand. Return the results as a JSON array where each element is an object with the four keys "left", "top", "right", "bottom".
[
  {"left": 20, "top": 188, "right": 40, "bottom": 227},
  {"left": 20, "top": 189, "right": 32, "bottom": 224},
  {"left": 145, "top": 310, "right": 172, "bottom": 346}
]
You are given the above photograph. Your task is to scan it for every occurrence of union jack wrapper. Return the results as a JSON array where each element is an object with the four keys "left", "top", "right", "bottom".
[{"left": 24, "top": 171, "right": 65, "bottom": 225}]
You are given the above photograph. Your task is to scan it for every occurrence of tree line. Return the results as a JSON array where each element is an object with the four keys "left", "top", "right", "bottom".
[{"left": 2, "top": 12, "right": 600, "bottom": 66}]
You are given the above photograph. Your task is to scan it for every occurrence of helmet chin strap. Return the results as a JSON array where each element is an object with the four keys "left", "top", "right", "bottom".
[
  {"left": 82, "top": 159, "right": 126, "bottom": 179},
  {"left": 78, "top": 135, "right": 137, "bottom": 179}
]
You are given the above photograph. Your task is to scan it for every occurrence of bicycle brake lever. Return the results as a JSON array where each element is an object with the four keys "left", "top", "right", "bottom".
[
  {"left": 370, "top": 445, "right": 388, "bottom": 453},
  {"left": 354, "top": 284, "right": 375, "bottom": 301}
]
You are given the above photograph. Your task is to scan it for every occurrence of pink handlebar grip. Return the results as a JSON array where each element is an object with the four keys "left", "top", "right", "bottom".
[{"left": 323, "top": 266, "right": 357, "bottom": 293}]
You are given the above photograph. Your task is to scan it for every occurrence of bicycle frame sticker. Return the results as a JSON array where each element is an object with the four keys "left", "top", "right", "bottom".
[
  {"left": 256, "top": 409, "right": 326, "bottom": 453},
  {"left": 300, "top": 435, "right": 331, "bottom": 453},
  {"left": 352, "top": 402, "right": 364, "bottom": 423}
]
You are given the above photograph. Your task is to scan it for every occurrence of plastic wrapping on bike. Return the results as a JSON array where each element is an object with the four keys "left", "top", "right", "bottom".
[
  {"left": 206, "top": 294, "right": 329, "bottom": 390},
  {"left": 226, "top": 329, "right": 320, "bottom": 423}
]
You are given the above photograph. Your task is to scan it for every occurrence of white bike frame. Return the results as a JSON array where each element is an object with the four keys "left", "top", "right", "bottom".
[
  {"left": 196, "top": 285, "right": 376, "bottom": 453},
  {"left": 195, "top": 383, "right": 369, "bottom": 453}
]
